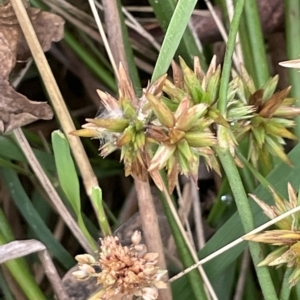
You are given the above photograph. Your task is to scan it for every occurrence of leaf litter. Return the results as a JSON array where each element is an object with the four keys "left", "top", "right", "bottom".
[{"left": 0, "top": 1, "right": 65, "bottom": 132}]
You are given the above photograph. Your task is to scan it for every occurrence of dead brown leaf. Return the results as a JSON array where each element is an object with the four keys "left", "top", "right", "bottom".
[
  {"left": 0, "top": 80, "right": 53, "bottom": 132},
  {"left": 0, "top": 2, "right": 65, "bottom": 133}
]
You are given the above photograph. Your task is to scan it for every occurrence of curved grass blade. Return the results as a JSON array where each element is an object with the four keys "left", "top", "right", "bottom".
[
  {"left": 52, "top": 130, "right": 81, "bottom": 215},
  {"left": 91, "top": 186, "right": 111, "bottom": 236},
  {"left": 52, "top": 130, "right": 96, "bottom": 250}
]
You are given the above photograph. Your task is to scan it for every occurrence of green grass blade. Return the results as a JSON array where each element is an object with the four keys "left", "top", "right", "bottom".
[
  {"left": 91, "top": 186, "right": 111, "bottom": 236},
  {"left": 151, "top": 0, "right": 201, "bottom": 82},
  {"left": 280, "top": 268, "right": 292, "bottom": 300},
  {"left": 285, "top": 0, "right": 300, "bottom": 138},
  {"left": 218, "top": 0, "right": 245, "bottom": 114},
  {"left": 0, "top": 135, "right": 25, "bottom": 161},
  {"left": 52, "top": 130, "right": 81, "bottom": 215},
  {"left": 171, "top": 277, "right": 192, "bottom": 300},
  {"left": 0, "top": 156, "right": 30, "bottom": 175},
  {"left": 0, "top": 167, "right": 75, "bottom": 269},
  {"left": 217, "top": 149, "right": 277, "bottom": 300},
  {"left": 211, "top": 262, "right": 237, "bottom": 300},
  {"left": 52, "top": 130, "right": 97, "bottom": 250},
  {"left": 241, "top": 0, "right": 270, "bottom": 87}
]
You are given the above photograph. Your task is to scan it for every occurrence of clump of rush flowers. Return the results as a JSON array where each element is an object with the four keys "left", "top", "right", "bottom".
[
  {"left": 72, "top": 231, "right": 167, "bottom": 300},
  {"left": 244, "top": 184, "right": 300, "bottom": 286},
  {"left": 72, "top": 57, "right": 300, "bottom": 191},
  {"left": 71, "top": 66, "right": 166, "bottom": 188},
  {"left": 71, "top": 61, "right": 218, "bottom": 192},
  {"left": 231, "top": 67, "right": 300, "bottom": 170}
]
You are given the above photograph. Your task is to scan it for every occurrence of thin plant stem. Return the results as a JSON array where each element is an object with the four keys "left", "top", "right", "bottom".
[
  {"left": 242, "top": 0, "right": 270, "bottom": 87},
  {"left": 233, "top": 249, "right": 250, "bottom": 300},
  {"left": 204, "top": 0, "right": 239, "bottom": 69},
  {"left": 10, "top": 0, "right": 100, "bottom": 217},
  {"left": 134, "top": 179, "right": 172, "bottom": 300},
  {"left": 235, "top": 8, "right": 256, "bottom": 77},
  {"left": 216, "top": 1, "right": 276, "bottom": 295},
  {"left": 279, "top": 268, "right": 292, "bottom": 300},
  {"left": 87, "top": 0, "right": 119, "bottom": 78},
  {"left": 191, "top": 181, "right": 206, "bottom": 249},
  {"left": 63, "top": 31, "right": 116, "bottom": 92},
  {"left": 115, "top": 0, "right": 142, "bottom": 91},
  {"left": 226, "top": 0, "right": 243, "bottom": 65},
  {"left": 11, "top": 60, "right": 95, "bottom": 253},
  {"left": 159, "top": 174, "right": 216, "bottom": 300},
  {"left": 217, "top": 149, "right": 278, "bottom": 300},
  {"left": 101, "top": 0, "right": 141, "bottom": 91},
  {"left": 177, "top": 183, "right": 195, "bottom": 248},
  {"left": 218, "top": 0, "right": 245, "bottom": 115},
  {"left": 285, "top": 0, "right": 300, "bottom": 138},
  {"left": 13, "top": 128, "right": 95, "bottom": 253},
  {"left": 118, "top": 4, "right": 161, "bottom": 51}
]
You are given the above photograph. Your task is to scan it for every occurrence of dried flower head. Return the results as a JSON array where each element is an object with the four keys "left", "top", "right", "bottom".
[
  {"left": 244, "top": 183, "right": 300, "bottom": 286},
  {"left": 73, "top": 231, "right": 167, "bottom": 300},
  {"left": 71, "top": 65, "right": 166, "bottom": 186},
  {"left": 72, "top": 61, "right": 221, "bottom": 192},
  {"left": 146, "top": 92, "right": 218, "bottom": 192},
  {"left": 148, "top": 56, "right": 227, "bottom": 191}
]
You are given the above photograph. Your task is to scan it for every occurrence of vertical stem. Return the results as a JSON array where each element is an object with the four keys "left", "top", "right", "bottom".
[
  {"left": 134, "top": 179, "right": 172, "bottom": 300},
  {"left": 279, "top": 267, "right": 292, "bottom": 300},
  {"left": 243, "top": 0, "right": 270, "bottom": 87},
  {"left": 158, "top": 173, "right": 211, "bottom": 300},
  {"left": 218, "top": 0, "right": 245, "bottom": 115},
  {"left": 217, "top": 148, "right": 278, "bottom": 300},
  {"left": 285, "top": 0, "right": 300, "bottom": 138},
  {"left": 237, "top": 15, "right": 256, "bottom": 77}
]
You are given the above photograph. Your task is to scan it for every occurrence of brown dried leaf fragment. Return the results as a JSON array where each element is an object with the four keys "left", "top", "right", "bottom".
[
  {"left": 0, "top": 80, "right": 53, "bottom": 132},
  {"left": 0, "top": 2, "right": 65, "bottom": 132},
  {"left": 16, "top": 6, "right": 64, "bottom": 61}
]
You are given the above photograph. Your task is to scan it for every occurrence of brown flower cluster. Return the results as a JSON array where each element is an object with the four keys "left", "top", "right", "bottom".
[
  {"left": 72, "top": 57, "right": 300, "bottom": 192},
  {"left": 73, "top": 231, "right": 167, "bottom": 300}
]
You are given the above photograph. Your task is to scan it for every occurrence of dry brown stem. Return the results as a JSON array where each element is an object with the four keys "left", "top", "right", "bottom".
[
  {"left": 134, "top": 178, "right": 172, "bottom": 300},
  {"left": 10, "top": 0, "right": 99, "bottom": 210}
]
